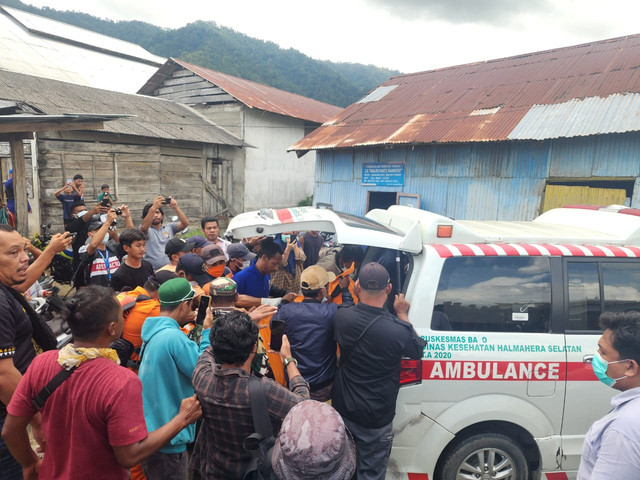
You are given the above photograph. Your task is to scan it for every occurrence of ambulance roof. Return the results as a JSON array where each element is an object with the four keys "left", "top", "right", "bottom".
[{"left": 366, "top": 205, "right": 640, "bottom": 247}]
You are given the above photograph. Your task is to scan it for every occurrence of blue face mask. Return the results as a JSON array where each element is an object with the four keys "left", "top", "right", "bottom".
[{"left": 591, "top": 351, "right": 629, "bottom": 387}]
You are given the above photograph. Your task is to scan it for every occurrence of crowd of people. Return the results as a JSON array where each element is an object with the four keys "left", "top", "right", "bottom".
[
  {"left": 0, "top": 173, "right": 639, "bottom": 480},
  {"left": 0, "top": 183, "right": 428, "bottom": 480}
]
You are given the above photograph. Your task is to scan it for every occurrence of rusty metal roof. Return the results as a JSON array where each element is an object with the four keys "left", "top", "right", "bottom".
[
  {"left": 138, "top": 58, "right": 343, "bottom": 124},
  {"left": 292, "top": 33, "right": 640, "bottom": 151}
]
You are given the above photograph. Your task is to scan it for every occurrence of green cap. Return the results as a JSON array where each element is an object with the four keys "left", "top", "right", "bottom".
[
  {"left": 209, "top": 277, "right": 237, "bottom": 297},
  {"left": 158, "top": 278, "right": 195, "bottom": 307}
]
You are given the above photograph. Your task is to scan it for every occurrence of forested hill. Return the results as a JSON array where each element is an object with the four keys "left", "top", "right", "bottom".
[{"left": 0, "top": 0, "right": 401, "bottom": 107}]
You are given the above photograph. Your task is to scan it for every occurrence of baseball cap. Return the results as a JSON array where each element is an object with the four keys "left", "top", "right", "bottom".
[
  {"left": 87, "top": 215, "right": 104, "bottom": 232},
  {"left": 300, "top": 265, "right": 336, "bottom": 291},
  {"left": 358, "top": 262, "right": 390, "bottom": 290},
  {"left": 272, "top": 400, "right": 356, "bottom": 480},
  {"left": 150, "top": 270, "right": 178, "bottom": 287},
  {"left": 209, "top": 277, "right": 237, "bottom": 297},
  {"left": 176, "top": 253, "right": 213, "bottom": 287},
  {"left": 187, "top": 235, "right": 208, "bottom": 249},
  {"left": 227, "top": 242, "right": 256, "bottom": 261},
  {"left": 201, "top": 244, "right": 226, "bottom": 265},
  {"left": 165, "top": 237, "right": 196, "bottom": 257},
  {"left": 158, "top": 278, "right": 195, "bottom": 307}
]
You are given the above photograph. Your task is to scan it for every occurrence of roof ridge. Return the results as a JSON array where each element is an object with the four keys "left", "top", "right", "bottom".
[{"left": 389, "top": 32, "right": 639, "bottom": 81}]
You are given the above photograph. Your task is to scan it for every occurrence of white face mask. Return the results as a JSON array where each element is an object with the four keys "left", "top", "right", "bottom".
[
  {"left": 101, "top": 233, "right": 110, "bottom": 245},
  {"left": 75, "top": 210, "right": 88, "bottom": 219},
  {"left": 242, "top": 260, "right": 251, "bottom": 269}
]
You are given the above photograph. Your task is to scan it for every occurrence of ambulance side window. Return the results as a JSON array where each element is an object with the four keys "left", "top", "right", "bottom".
[
  {"left": 433, "top": 256, "right": 551, "bottom": 333},
  {"left": 601, "top": 262, "right": 640, "bottom": 313},
  {"left": 567, "top": 262, "right": 601, "bottom": 331}
]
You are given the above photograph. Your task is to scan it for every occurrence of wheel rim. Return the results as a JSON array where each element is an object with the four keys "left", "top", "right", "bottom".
[{"left": 455, "top": 447, "right": 516, "bottom": 480}]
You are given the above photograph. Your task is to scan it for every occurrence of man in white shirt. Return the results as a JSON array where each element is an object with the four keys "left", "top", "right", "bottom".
[{"left": 578, "top": 311, "right": 640, "bottom": 480}]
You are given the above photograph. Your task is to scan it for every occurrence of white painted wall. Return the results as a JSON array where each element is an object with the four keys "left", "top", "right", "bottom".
[{"left": 243, "top": 108, "right": 316, "bottom": 210}]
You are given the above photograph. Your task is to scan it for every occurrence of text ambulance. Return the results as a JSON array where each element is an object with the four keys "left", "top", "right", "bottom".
[{"left": 227, "top": 204, "right": 640, "bottom": 480}]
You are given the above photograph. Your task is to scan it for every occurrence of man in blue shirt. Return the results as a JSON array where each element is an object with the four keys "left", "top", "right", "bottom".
[
  {"left": 271, "top": 265, "right": 349, "bottom": 401},
  {"left": 578, "top": 311, "right": 640, "bottom": 480},
  {"left": 233, "top": 238, "right": 296, "bottom": 307}
]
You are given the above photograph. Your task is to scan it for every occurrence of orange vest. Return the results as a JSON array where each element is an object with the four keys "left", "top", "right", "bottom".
[
  {"left": 328, "top": 263, "right": 359, "bottom": 305},
  {"left": 259, "top": 313, "right": 286, "bottom": 386},
  {"left": 117, "top": 287, "right": 160, "bottom": 371}
]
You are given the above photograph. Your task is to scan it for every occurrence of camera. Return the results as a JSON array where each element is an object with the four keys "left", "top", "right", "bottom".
[
  {"left": 101, "top": 198, "right": 111, "bottom": 207},
  {"left": 164, "top": 197, "right": 172, "bottom": 205},
  {"left": 114, "top": 208, "right": 123, "bottom": 216}
]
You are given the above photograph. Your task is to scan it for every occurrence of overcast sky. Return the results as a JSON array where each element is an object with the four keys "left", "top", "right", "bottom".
[{"left": 24, "top": 0, "right": 640, "bottom": 73}]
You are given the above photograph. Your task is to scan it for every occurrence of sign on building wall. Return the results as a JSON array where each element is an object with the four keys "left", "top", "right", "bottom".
[{"left": 362, "top": 162, "right": 405, "bottom": 187}]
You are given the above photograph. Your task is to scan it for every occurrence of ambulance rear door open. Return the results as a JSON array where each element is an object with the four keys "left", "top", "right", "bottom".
[{"left": 226, "top": 207, "right": 422, "bottom": 254}]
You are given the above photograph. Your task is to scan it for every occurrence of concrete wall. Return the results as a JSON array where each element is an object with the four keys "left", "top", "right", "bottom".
[
  {"left": 243, "top": 108, "right": 315, "bottom": 211},
  {"left": 314, "top": 131, "right": 640, "bottom": 221}
]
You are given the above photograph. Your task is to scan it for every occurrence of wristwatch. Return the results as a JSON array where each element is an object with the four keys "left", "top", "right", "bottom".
[{"left": 283, "top": 357, "right": 298, "bottom": 367}]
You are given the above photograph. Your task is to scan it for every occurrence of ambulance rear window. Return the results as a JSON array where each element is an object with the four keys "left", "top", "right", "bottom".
[{"left": 433, "top": 256, "right": 551, "bottom": 333}]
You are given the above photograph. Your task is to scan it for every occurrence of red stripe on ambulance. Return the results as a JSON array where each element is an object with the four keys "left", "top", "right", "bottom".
[
  {"left": 275, "top": 209, "right": 294, "bottom": 224},
  {"left": 432, "top": 243, "right": 638, "bottom": 258},
  {"left": 545, "top": 473, "right": 569, "bottom": 480},
  {"left": 407, "top": 474, "right": 429, "bottom": 480},
  {"left": 422, "top": 360, "right": 598, "bottom": 381}
]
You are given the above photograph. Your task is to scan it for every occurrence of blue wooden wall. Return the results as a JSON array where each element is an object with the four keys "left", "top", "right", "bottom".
[{"left": 313, "top": 132, "right": 640, "bottom": 220}]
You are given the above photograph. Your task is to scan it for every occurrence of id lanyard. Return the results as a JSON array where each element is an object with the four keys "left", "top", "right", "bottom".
[{"left": 96, "top": 248, "right": 111, "bottom": 280}]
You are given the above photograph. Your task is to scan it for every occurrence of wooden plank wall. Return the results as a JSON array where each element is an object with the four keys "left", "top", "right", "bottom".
[
  {"left": 38, "top": 132, "right": 206, "bottom": 233},
  {"left": 153, "top": 69, "right": 235, "bottom": 105}
]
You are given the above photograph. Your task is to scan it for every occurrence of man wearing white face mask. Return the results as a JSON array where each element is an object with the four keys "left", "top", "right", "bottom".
[
  {"left": 578, "top": 311, "right": 640, "bottom": 480},
  {"left": 226, "top": 242, "right": 256, "bottom": 275},
  {"left": 76, "top": 208, "right": 133, "bottom": 288}
]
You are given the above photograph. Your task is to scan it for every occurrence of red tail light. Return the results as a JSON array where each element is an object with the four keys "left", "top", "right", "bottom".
[{"left": 400, "top": 359, "right": 422, "bottom": 386}]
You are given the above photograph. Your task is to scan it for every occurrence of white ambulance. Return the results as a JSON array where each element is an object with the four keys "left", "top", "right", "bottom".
[{"left": 227, "top": 204, "right": 640, "bottom": 480}]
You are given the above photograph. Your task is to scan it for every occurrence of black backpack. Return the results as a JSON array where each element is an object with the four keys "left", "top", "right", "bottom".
[{"left": 243, "top": 376, "right": 276, "bottom": 480}]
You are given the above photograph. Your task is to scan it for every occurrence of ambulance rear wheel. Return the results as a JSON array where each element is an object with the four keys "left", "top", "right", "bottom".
[{"left": 441, "top": 432, "right": 528, "bottom": 480}]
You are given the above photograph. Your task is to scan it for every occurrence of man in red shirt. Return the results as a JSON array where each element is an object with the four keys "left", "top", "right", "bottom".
[{"left": 1, "top": 286, "right": 201, "bottom": 480}]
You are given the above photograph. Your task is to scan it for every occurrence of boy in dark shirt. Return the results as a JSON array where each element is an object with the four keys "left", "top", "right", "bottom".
[
  {"left": 54, "top": 182, "right": 81, "bottom": 229},
  {"left": 111, "top": 229, "right": 154, "bottom": 292}
]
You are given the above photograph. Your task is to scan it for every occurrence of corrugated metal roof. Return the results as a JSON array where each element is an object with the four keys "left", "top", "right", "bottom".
[
  {"left": 292, "top": 33, "right": 640, "bottom": 151},
  {"left": 0, "top": 69, "right": 244, "bottom": 146},
  {"left": 138, "top": 58, "right": 343, "bottom": 124},
  {"left": 0, "top": 6, "right": 165, "bottom": 94},
  {"left": 509, "top": 93, "right": 640, "bottom": 140}
]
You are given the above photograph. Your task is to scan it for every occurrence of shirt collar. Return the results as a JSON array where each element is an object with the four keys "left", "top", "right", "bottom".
[
  {"left": 611, "top": 385, "right": 640, "bottom": 408},
  {"left": 214, "top": 364, "right": 250, "bottom": 378}
]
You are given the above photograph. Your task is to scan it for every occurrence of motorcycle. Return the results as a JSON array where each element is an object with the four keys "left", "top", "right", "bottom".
[
  {"left": 32, "top": 223, "right": 75, "bottom": 284},
  {"left": 30, "top": 285, "right": 72, "bottom": 348}
]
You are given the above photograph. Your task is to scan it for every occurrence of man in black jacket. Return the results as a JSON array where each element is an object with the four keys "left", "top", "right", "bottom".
[
  {"left": 332, "top": 262, "right": 426, "bottom": 480},
  {"left": 0, "top": 224, "right": 69, "bottom": 477}
]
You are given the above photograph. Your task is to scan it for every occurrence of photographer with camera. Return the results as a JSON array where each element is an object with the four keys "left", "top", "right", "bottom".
[
  {"left": 75, "top": 206, "right": 134, "bottom": 288},
  {"left": 140, "top": 196, "right": 189, "bottom": 271}
]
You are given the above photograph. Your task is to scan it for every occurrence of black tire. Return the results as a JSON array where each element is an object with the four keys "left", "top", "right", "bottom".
[{"left": 440, "top": 432, "right": 528, "bottom": 480}]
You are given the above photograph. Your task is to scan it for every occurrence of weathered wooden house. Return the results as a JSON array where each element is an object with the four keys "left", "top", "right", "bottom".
[
  {"left": 0, "top": 5, "right": 165, "bottom": 94},
  {"left": 139, "top": 58, "right": 343, "bottom": 213},
  {"left": 292, "top": 34, "right": 640, "bottom": 220},
  {"left": 0, "top": 69, "right": 244, "bottom": 234}
]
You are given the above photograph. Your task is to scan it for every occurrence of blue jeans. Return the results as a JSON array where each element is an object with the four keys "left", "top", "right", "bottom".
[{"left": 0, "top": 415, "right": 23, "bottom": 480}]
